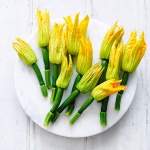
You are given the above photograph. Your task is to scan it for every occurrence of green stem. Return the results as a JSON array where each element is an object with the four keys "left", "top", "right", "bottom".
[
  {"left": 115, "top": 71, "right": 129, "bottom": 111},
  {"left": 65, "top": 74, "right": 82, "bottom": 116},
  {"left": 69, "top": 96, "right": 94, "bottom": 125},
  {"left": 50, "top": 87, "right": 64, "bottom": 113},
  {"left": 98, "top": 59, "right": 110, "bottom": 126},
  {"left": 51, "top": 89, "right": 80, "bottom": 123},
  {"left": 50, "top": 64, "right": 59, "bottom": 102},
  {"left": 98, "top": 59, "right": 108, "bottom": 84},
  {"left": 42, "top": 47, "right": 51, "bottom": 89},
  {"left": 100, "top": 96, "right": 109, "bottom": 126},
  {"left": 32, "top": 63, "right": 48, "bottom": 97},
  {"left": 44, "top": 87, "right": 64, "bottom": 126}
]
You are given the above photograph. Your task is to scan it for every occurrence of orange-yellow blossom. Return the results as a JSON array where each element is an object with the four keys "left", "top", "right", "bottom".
[
  {"left": 49, "top": 23, "right": 66, "bottom": 64},
  {"left": 122, "top": 30, "right": 146, "bottom": 72},
  {"left": 100, "top": 21, "right": 124, "bottom": 59},
  {"left": 64, "top": 13, "right": 89, "bottom": 55},
  {"left": 76, "top": 37, "right": 93, "bottom": 75},
  {"left": 12, "top": 38, "right": 37, "bottom": 66},
  {"left": 91, "top": 79, "right": 126, "bottom": 101},
  {"left": 36, "top": 9, "right": 50, "bottom": 47},
  {"left": 56, "top": 54, "right": 73, "bottom": 88},
  {"left": 106, "top": 41, "right": 123, "bottom": 80},
  {"left": 76, "top": 63, "right": 103, "bottom": 94}
]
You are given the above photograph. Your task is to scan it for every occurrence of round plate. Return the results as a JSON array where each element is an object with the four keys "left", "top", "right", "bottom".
[{"left": 14, "top": 18, "right": 137, "bottom": 138}]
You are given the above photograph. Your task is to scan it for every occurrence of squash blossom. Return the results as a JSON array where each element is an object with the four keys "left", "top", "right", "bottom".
[
  {"left": 76, "top": 63, "right": 103, "bottom": 94},
  {"left": 92, "top": 79, "right": 126, "bottom": 101},
  {"left": 122, "top": 31, "right": 146, "bottom": 73},
  {"left": 100, "top": 21, "right": 124, "bottom": 59},
  {"left": 37, "top": 9, "right": 50, "bottom": 47},
  {"left": 56, "top": 54, "right": 73, "bottom": 88},
  {"left": 49, "top": 23, "right": 66, "bottom": 64},
  {"left": 12, "top": 38, "right": 37, "bottom": 66},
  {"left": 12, "top": 38, "right": 48, "bottom": 97},
  {"left": 106, "top": 41, "right": 123, "bottom": 80},
  {"left": 76, "top": 37, "right": 93, "bottom": 75},
  {"left": 64, "top": 13, "right": 89, "bottom": 55}
]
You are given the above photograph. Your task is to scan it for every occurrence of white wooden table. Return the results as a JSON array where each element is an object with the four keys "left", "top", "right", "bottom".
[{"left": 0, "top": 0, "right": 149, "bottom": 150}]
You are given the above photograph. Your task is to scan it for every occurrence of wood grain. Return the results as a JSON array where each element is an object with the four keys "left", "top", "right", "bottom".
[{"left": 0, "top": 0, "right": 32, "bottom": 150}]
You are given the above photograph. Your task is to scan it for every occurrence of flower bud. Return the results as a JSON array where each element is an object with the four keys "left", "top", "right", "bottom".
[
  {"left": 64, "top": 13, "right": 80, "bottom": 55},
  {"left": 76, "top": 37, "right": 93, "bottom": 75},
  {"left": 100, "top": 21, "right": 124, "bottom": 59},
  {"left": 49, "top": 23, "right": 65, "bottom": 64},
  {"left": 56, "top": 54, "right": 73, "bottom": 88},
  {"left": 12, "top": 38, "right": 37, "bottom": 66},
  {"left": 91, "top": 79, "right": 126, "bottom": 101},
  {"left": 106, "top": 41, "right": 123, "bottom": 80},
  {"left": 76, "top": 63, "right": 103, "bottom": 93},
  {"left": 36, "top": 9, "right": 50, "bottom": 47},
  {"left": 122, "top": 31, "right": 146, "bottom": 72}
]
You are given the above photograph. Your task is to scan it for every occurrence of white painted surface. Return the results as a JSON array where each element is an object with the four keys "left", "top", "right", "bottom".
[{"left": 0, "top": 0, "right": 149, "bottom": 149}]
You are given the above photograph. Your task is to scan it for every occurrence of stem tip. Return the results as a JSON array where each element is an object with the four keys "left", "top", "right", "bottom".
[
  {"left": 69, "top": 112, "right": 81, "bottom": 125},
  {"left": 44, "top": 111, "right": 54, "bottom": 126},
  {"left": 40, "top": 85, "right": 48, "bottom": 97},
  {"left": 115, "top": 93, "right": 122, "bottom": 111},
  {"left": 100, "top": 112, "right": 107, "bottom": 126}
]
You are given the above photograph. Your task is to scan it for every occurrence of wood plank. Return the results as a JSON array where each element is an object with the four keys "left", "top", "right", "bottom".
[
  {"left": 143, "top": 0, "right": 150, "bottom": 150},
  {"left": 0, "top": 0, "right": 32, "bottom": 150},
  {"left": 86, "top": 0, "right": 147, "bottom": 150}
]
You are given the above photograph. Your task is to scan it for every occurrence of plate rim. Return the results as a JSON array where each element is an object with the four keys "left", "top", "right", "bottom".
[{"left": 14, "top": 18, "right": 137, "bottom": 138}]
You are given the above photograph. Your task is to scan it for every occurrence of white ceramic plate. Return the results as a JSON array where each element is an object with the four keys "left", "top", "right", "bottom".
[{"left": 14, "top": 18, "right": 137, "bottom": 138}]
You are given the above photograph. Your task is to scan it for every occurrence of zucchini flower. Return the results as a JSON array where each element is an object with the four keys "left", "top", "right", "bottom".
[
  {"left": 100, "top": 21, "right": 124, "bottom": 59},
  {"left": 76, "top": 37, "right": 93, "bottom": 75},
  {"left": 92, "top": 79, "right": 126, "bottom": 101},
  {"left": 12, "top": 38, "right": 37, "bottom": 66},
  {"left": 64, "top": 13, "right": 89, "bottom": 55},
  {"left": 115, "top": 31, "right": 146, "bottom": 111},
  {"left": 56, "top": 54, "right": 73, "bottom": 88},
  {"left": 64, "top": 13, "right": 80, "bottom": 55},
  {"left": 37, "top": 9, "right": 50, "bottom": 47},
  {"left": 106, "top": 41, "right": 123, "bottom": 80},
  {"left": 49, "top": 23, "right": 65, "bottom": 64},
  {"left": 12, "top": 38, "right": 48, "bottom": 97},
  {"left": 36, "top": 9, "right": 51, "bottom": 88},
  {"left": 76, "top": 63, "right": 103, "bottom": 93},
  {"left": 122, "top": 31, "right": 146, "bottom": 73},
  {"left": 49, "top": 23, "right": 66, "bottom": 102}
]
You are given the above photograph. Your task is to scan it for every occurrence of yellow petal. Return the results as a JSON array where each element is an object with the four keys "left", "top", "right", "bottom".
[
  {"left": 79, "top": 15, "right": 90, "bottom": 37},
  {"left": 122, "top": 31, "right": 146, "bottom": 72},
  {"left": 106, "top": 41, "right": 123, "bottom": 80},
  {"left": 76, "top": 37, "right": 93, "bottom": 75},
  {"left": 49, "top": 23, "right": 65, "bottom": 64}
]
